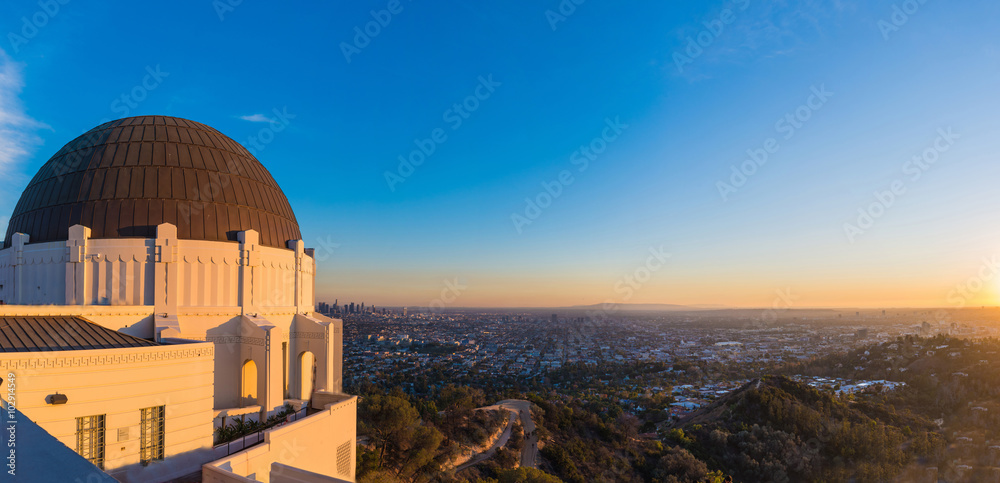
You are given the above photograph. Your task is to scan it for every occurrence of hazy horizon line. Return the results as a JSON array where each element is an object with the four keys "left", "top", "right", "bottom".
[{"left": 327, "top": 302, "right": 999, "bottom": 312}]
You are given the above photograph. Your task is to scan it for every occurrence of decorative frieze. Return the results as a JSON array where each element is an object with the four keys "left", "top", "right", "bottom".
[
  {"left": 0, "top": 346, "right": 214, "bottom": 370},
  {"left": 291, "top": 332, "right": 325, "bottom": 340},
  {"left": 185, "top": 335, "right": 267, "bottom": 347}
]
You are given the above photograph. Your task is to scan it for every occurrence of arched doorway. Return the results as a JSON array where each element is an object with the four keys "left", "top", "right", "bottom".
[
  {"left": 241, "top": 359, "right": 258, "bottom": 407},
  {"left": 298, "top": 351, "right": 316, "bottom": 400}
]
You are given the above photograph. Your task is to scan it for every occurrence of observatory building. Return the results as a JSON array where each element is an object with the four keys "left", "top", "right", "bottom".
[{"left": 0, "top": 116, "right": 355, "bottom": 482}]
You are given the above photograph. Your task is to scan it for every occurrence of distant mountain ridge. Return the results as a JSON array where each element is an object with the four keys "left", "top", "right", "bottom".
[{"left": 564, "top": 303, "right": 726, "bottom": 311}]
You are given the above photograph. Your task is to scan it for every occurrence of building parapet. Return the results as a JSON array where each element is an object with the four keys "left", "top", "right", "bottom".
[{"left": 204, "top": 395, "right": 357, "bottom": 483}]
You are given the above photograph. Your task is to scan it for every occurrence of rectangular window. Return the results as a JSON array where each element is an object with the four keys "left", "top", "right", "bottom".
[
  {"left": 140, "top": 406, "right": 165, "bottom": 465},
  {"left": 282, "top": 342, "right": 288, "bottom": 398},
  {"left": 76, "top": 414, "right": 106, "bottom": 470}
]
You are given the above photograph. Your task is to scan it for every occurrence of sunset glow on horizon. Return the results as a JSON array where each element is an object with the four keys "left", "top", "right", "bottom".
[{"left": 3, "top": 2, "right": 999, "bottom": 310}]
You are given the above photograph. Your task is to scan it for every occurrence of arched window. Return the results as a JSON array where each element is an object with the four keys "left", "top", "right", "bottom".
[{"left": 241, "top": 359, "right": 258, "bottom": 407}]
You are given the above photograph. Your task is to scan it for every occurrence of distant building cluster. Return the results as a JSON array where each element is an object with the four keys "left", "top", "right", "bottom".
[{"left": 317, "top": 299, "right": 390, "bottom": 316}]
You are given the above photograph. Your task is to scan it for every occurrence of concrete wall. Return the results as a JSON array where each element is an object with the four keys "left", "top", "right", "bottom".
[
  {"left": 84, "top": 239, "right": 157, "bottom": 306},
  {"left": 204, "top": 463, "right": 352, "bottom": 483},
  {"left": 204, "top": 396, "right": 357, "bottom": 483},
  {"left": 0, "top": 224, "right": 352, "bottom": 482},
  {"left": 0, "top": 223, "right": 335, "bottom": 416},
  {"left": 176, "top": 239, "right": 242, "bottom": 308},
  {"left": 270, "top": 463, "right": 353, "bottom": 483},
  {"left": 0, "top": 405, "right": 119, "bottom": 483},
  {"left": 204, "top": 465, "right": 259, "bottom": 483},
  {"left": 0, "top": 224, "right": 314, "bottom": 312},
  {"left": 0, "top": 238, "right": 69, "bottom": 305},
  {"left": 0, "top": 304, "right": 345, "bottom": 419},
  {"left": 0, "top": 341, "right": 217, "bottom": 483}
]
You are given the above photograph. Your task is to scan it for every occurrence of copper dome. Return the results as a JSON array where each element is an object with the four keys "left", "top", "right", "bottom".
[{"left": 3, "top": 116, "right": 301, "bottom": 249}]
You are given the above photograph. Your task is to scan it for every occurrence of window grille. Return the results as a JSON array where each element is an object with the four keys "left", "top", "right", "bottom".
[
  {"left": 140, "top": 406, "right": 165, "bottom": 465},
  {"left": 76, "top": 415, "right": 106, "bottom": 470}
]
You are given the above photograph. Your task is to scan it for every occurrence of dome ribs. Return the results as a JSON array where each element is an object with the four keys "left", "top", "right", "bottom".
[{"left": 3, "top": 116, "right": 302, "bottom": 249}]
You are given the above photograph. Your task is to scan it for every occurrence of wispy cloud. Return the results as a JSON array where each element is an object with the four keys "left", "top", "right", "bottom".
[
  {"left": 666, "top": 0, "right": 855, "bottom": 81},
  {"left": 0, "top": 47, "right": 49, "bottom": 240},
  {"left": 239, "top": 113, "right": 274, "bottom": 123},
  {"left": 0, "top": 48, "right": 49, "bottom": 176}
]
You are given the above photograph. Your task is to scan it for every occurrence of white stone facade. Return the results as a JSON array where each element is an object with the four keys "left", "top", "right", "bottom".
[
  {"left": 0, "top": 223, "right": 314, "bottom": 314},
  {"left": 0, "top": 342, "right": 216, "bottom": 482},
  {"left": 0, "top": 222, "right": 353, "bottom": 482}
]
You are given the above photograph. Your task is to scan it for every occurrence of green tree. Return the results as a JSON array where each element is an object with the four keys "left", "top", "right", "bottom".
[
  {"left": 438, "top": 384, "right": 486, "bottom": 412},
  {"left": 358, "top": 394, "right": 420, "bottom": 468},
  {"left": 396, "top": 424, "right": 444, "bottom": 479},
  {"left": 497, "top": 467, "right": 565, "bottom": 483},
  {"left": 356, "top": 445, "right": 380, "bottom": 478}
]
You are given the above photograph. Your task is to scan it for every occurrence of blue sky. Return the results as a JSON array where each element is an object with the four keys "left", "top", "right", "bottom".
[{"left": 1, "top": 1, "right": 999, "bottom": 308}]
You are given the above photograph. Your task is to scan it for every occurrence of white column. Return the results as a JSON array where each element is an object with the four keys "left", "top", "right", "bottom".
[
  {"left": 154, "top": 224, "right": 181, "bottom": 339},
  {"left": 239, "top": 230, "right": 260, "bottom": 315},
  {"left": 65, "top": 225, "right": 91, "bottom": 305},
  {"left": 11, "top": 233, "right": 28, "bottom": 305},
  {"left": 328, "top": 319, "right": 343, "bottom": 394},
  {"left": 265, "top": 325, "right": 284, "bottom": 412},
  {"left": 304, "top": 248, "right": 316, "bottom": 311},
  {"left": 154, "top": 223, "right": 179, "bottom": 313},
  {"left": 309, "top": 259, "right": 316, "bottom": 309},
  {"left": 288, "top": 239, "right": 306, "bottom": 314}
]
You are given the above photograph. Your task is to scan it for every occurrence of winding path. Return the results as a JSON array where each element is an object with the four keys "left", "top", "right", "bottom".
[
  {"left": 455, "top": 409, "right": 517, "bottom": 471},
  {"left": 456, "top": 399, "right": 539, "bottom": 472},
  {"left": 497, "top": 400, "right": 538, "bottom": 469}
]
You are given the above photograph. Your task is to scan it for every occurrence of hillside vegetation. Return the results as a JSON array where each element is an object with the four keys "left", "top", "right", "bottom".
[{"left": 672, "top": 375, "right": 943, "bottom": 482}]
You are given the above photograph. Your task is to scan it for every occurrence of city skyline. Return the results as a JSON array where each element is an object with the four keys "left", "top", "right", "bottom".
[
  {"left": 3, "top": 3, "right": 998, "bottom": 482},
  {"left": 3, "top": 2, "right": 1000, "bottom": 309}
]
